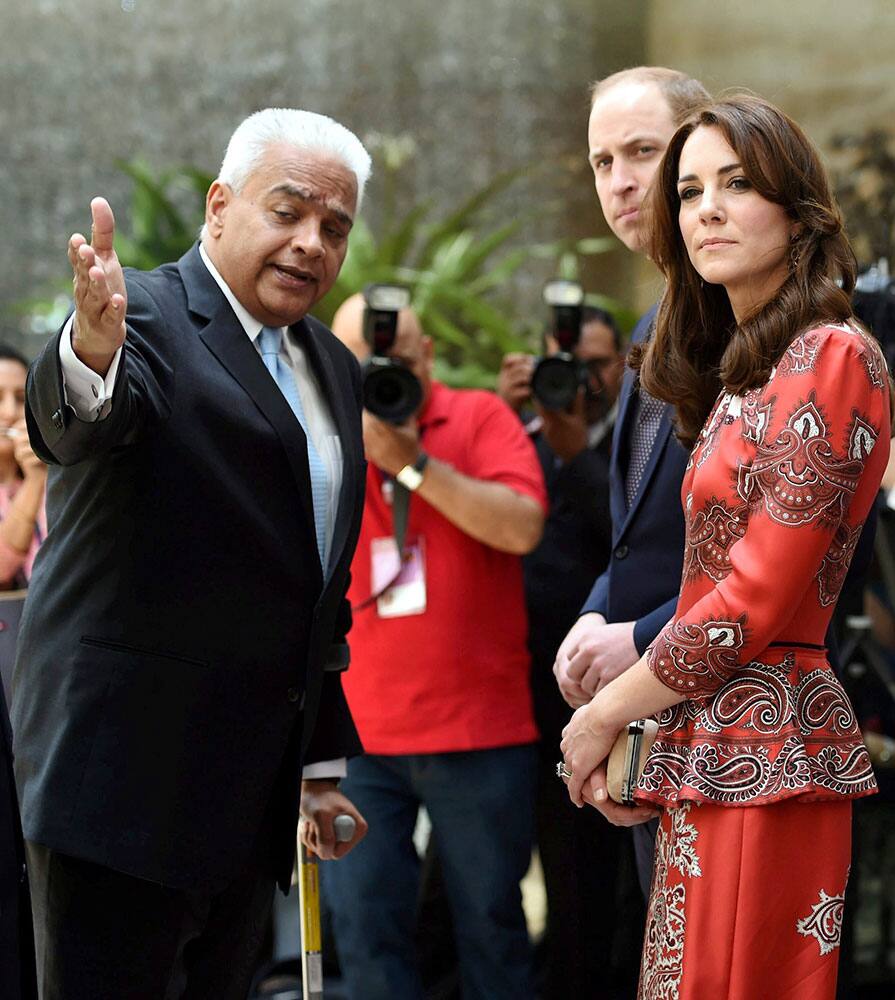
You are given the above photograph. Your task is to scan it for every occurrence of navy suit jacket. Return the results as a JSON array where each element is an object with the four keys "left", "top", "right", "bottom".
[
  {"left": 581, "top": 307, "right": 689, "bottom": 653},
  {"left": 12, "top": 244, "right": 365, "bottom": 892}
]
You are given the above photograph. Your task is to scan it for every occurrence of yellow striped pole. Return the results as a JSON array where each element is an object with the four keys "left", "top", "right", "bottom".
[{"left": 299, "top": 814, "right": 356, "bottom": 999}]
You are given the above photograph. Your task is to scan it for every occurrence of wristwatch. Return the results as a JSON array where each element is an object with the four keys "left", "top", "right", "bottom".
[{"left": 395, "top": 452, "right": 429, "bottom": 492}]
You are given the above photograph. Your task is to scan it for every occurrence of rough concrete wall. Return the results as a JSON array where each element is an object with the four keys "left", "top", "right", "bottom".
[
  {"left": 615, "top": 0, "right": 895, "bottom": 313},
  {"left": 2, "top": 0, "right": 647, "bottom": 352},
  {"left": 646, "top": 0, "right": 895, "bottom": 143}
]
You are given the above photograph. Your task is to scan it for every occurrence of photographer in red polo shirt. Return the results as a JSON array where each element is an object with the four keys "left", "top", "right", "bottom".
[{"left": 324, "top": 293, "right": 546, "bottom": 1000}]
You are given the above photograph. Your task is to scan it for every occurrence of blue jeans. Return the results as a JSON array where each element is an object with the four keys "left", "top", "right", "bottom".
[{"left": 321, "top": 746, "right": 537, "bottom": 1000}]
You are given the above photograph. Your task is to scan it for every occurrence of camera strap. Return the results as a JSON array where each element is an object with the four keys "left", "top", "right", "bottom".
[
  {"left": 351, "top": 480, "right": 413, "bottom": 612},
  {"left": 391, "top": 481, "right": 411, "bottom": 556}
]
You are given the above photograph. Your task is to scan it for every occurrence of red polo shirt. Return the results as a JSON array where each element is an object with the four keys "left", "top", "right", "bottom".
[{"left": 343, "top": 381, "right": 547, "bottom": 754}]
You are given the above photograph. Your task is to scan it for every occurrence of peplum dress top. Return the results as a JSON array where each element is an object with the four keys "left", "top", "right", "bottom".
[{"left": 637, "top": 323, "right": 891, "bottom": 809}]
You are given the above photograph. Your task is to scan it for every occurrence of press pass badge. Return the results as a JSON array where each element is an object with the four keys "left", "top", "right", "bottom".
[{"left": 371, "top": 536, "right": 427, "bottom": 617}]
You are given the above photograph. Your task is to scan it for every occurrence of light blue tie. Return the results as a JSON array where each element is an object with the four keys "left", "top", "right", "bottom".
[{"left": 259, "top": 326, "right": 329, "bottom": 570}]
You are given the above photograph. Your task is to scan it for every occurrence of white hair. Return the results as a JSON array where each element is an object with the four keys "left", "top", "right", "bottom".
[{"left": 217, "top": 107, "right": 372, "bottom": 210}]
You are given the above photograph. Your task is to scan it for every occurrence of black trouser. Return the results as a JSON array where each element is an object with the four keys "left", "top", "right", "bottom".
[
  {"left": 529, "top": 655, "right": 645, "bottom": 1000},
  {"left": 26, "top": 841, "right": 276, "bottom": 1000},
  {"left": 632, "top": 819, "right": 659, "bottom": 900}
]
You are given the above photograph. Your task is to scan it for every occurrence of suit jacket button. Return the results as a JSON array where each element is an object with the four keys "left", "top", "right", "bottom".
[
  {"left": 287, "top": 686, "right": 302, "bottom": 703},
  {"left": 614, "top": 544, "right": 629, "bottom": 560},
  {"left": 52, "top": 409, "right": 64, "bottom": 429}
]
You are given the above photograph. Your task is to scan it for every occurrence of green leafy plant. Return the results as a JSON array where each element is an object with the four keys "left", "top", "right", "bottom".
[
  {"left": 18, "top": 159, "right": 212, "bottom": 337},
  {"left": 315, "top": 134, "right": 621, "bottom": 386},
  {"left": 111, "top": 159, "right": 213, "bottom": 270}
]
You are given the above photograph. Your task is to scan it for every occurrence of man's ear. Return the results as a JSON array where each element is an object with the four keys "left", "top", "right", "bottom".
[{"left": 205, "top": 181, "right": 232, "bottom": 239}]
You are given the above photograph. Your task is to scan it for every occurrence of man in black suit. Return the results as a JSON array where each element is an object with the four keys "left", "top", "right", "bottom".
[
  {"left": 553, "top": 68, "right": 710, "bottom": 888},
  {"left": 12, "top": 108, "right": 371, "bottom": 999},
  {"left": 501, "top": 309, "right": 643, "bottom": 999}
]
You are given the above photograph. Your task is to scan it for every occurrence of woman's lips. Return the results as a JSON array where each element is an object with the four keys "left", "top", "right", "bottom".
[{"left": 699, "top": 238, "right": 736, "bottom": 250}]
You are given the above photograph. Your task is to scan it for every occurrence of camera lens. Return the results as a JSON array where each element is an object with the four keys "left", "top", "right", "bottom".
[
  {"left": 531, "top": 356, "right": 581, "bottom": 411},
  {"left": 362, "top": 359, "right": 423, "bottom": 424}
]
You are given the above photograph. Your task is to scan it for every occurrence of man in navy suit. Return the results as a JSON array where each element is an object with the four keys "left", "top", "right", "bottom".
[
  {"left": 554, "top": 68, "right": 709, "bottom": 893},
  {"left": 13, "top": 109, "right": 370, "bottom": 999}
]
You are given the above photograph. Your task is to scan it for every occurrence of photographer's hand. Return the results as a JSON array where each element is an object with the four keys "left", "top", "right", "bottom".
[
  {"left": 362, "top": 412, "right": 420, "bottom": 476},
  {"left": 497, "top": 353, "right": 535, "bottom": 413},
  {"left": 537, "top": 388, "right": 588, "bottom": 463},
  {"left": 12, "top": 419, "right": 47, "bottom": 482}
]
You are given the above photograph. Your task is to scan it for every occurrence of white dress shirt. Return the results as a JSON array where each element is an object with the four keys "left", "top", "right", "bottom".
[{"left": 58, "top": 246, "right": 347, "bottom": 780}]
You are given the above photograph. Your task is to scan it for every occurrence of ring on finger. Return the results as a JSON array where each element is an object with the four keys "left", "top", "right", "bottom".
[{"left": 555, "top": 760, "right": 573, "bottom": 781}]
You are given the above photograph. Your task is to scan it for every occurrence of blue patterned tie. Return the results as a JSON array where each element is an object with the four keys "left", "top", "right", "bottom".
[
  {"left": 259, "top": 326, "right": 329, "bottom": 569},
  {"left": 625, "top": 388, "right": 666, "bottom": 510}
]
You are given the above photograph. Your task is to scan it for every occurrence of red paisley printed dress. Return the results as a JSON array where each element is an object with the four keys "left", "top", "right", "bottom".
[
  {"left": 635, "top": 324, "right": 891, "bottom": 1000},
  {"left": 639, "top": 323, "right": 890, "bottom": 808}
]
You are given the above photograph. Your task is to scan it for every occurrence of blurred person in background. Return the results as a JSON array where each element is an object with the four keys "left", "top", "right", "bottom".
[
  {"left": 561, "top": 93, "right": 891, "bottom": 1000},
  {"left": 0, "top": 346, "right": 46, "bottom": 589},
  {"left": 0, "top": 341, "right": 39, "bottom": 1000},
  {"left": 553, "top": 66, "right": 710, "bottom": 895},
  {"left": 325, "top": 293, "right": 546, "bottom": 1000},
  {"left": 499, "top": 309, "right": 640, "bottom": 998}
]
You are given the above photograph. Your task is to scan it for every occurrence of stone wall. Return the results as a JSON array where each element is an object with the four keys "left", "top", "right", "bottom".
[{"left": 2, "top": 0, "right": 647, "bottom": 353}]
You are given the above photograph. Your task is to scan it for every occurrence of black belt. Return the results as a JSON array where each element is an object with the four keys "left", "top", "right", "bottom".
[{"left": 768, "top": 641, "right": 826, "bottom": 651}]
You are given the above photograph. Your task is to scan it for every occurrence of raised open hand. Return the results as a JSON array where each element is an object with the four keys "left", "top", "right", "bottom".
[{"left": 68, "top": 197, "right": 127, "bottom": 375}]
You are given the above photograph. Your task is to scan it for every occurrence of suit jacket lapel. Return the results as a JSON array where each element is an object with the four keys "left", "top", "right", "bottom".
[
  {"left": 179, "top": 247, "right": 319, "bottom": 563},
  {"left": 609, "top": 367, "right": 638, "bottom": 536},
  {"left": 294, "top": 319, "right": 359, "bottom": 586}
]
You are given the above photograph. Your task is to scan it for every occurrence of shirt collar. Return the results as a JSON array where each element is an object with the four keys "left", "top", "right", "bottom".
[{"left": 198, "top": 243, "right": 277, "bottom": 344}]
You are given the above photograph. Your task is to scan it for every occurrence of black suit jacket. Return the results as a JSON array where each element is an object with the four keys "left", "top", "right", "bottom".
[
  {"left": 581, "top": 307, "right": 689, "bottom": 652},
  {"left": 12, "top": 244, "right": 365, "bottom": 892}
]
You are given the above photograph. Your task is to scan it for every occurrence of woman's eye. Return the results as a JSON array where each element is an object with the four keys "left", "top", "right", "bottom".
[
  {"left": 679, "top": 187, "right": 700, "bottom": 201},
  {"left": 274, "top": 210, "right": 296, "bottom": 221},
  {"left": 637, "top": 145, "right": 656, "bottom": 156},
  {"left": 729, "top": 176, "right": 751, "bottom": 190}
]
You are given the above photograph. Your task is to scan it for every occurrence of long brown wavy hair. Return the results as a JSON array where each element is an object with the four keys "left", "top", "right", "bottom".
[{"left": 632, "top": 94, "right": 857, "bottom": 448}]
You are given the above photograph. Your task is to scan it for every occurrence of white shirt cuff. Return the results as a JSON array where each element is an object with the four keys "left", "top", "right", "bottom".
[
  {"left": 302, "top": 757, "right": 348, "bottom": 780},
  {"left": 58, "top": 315, "right": 122, "bottom": 421}
]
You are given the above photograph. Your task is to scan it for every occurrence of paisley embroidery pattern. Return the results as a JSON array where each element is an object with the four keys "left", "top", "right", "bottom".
[
  {"left": 739, "top": 388, "right": 773, "bottom": 445},
  {"left": 648, "top": 617, "right": 746, "bottom": 698},
  {"left": 649, "top": 324, "right": 889, "bottom": 811},
  {"left": 683, "top": 497, "right": 746, "bottom": 583},
  {"left": 638, "top": 805, "right": 701, "bottom": 1000},
  {"left": 639, "top": 658, "right": 873, "bottom": 805},
  {"left": 777, "top": 327, "right": 823, "bottom": 378},
  {"left": 797, "top": 885, "right": 847, "bottom": 956},
  {"left": 816, "top": 521, "right": 864, "bottom": 606},
  {"left": 738, "top": 394, "right": 869, "bottom": 529},
  {"left": 689, "top": 393, "right": 729, "bottom": 471}
]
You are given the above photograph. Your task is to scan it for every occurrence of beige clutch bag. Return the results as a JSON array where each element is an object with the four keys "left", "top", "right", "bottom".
[{"left": 606, "top": 718, "right": 658, "bottom": 805}]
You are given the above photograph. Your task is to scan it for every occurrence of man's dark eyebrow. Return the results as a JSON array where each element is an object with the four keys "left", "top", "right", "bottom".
[
  {"left": 268, "top": 182, "right": 354, "bottom": 227},
  {"left": 589, "top": 136, "right": 661, "bottom": 161},
  {"left": 677, "top": 163, "right": 742, "bottom": 185}
]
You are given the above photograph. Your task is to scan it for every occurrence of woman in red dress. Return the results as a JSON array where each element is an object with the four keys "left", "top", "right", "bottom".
[{"left": 560, "top": 95, "right": 891, "bottom": 999}]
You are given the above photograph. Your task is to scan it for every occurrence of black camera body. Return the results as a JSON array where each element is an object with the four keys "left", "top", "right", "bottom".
[
  {"left": 531, "top": 280, "right": 587, "bottom": 411},
  {"left": 361, "top": 284, "right": 423, "bottom": 424}
]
